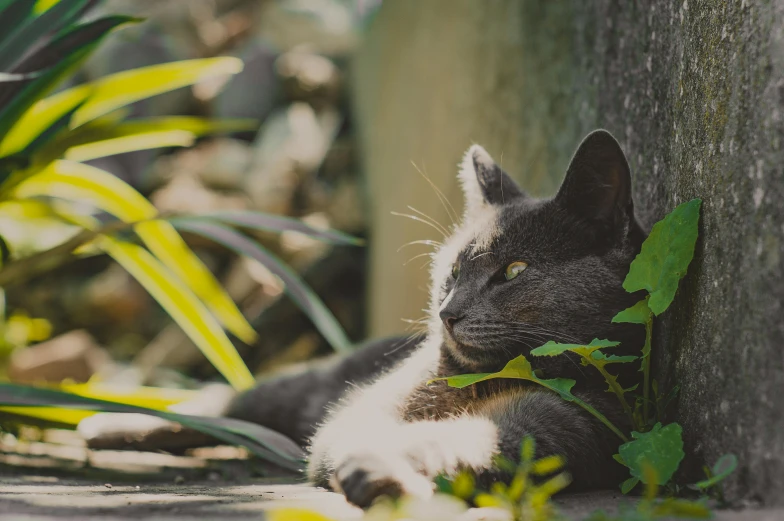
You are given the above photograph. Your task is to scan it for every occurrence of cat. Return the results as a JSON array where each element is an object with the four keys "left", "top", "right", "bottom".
[
  {"left": 80, "top": 129, "right": 647, "bottom": 508},
  {"left": 233, "top": 129, "right": 647, "bottom": 507}
]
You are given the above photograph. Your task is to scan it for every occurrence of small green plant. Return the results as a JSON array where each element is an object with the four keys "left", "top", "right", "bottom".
[
  {"left": 436, "top": 436, "right": 571, "bottom": 521},
  {"left": 437, "top": 199, "right": 737, "bottom": 503}
]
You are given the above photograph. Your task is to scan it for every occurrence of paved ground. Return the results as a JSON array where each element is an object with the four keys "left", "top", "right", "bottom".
[
  {"left": 1, "top": 476, "right": 782, "bottom": 521},
  {"left": 1, "top": 430, "right": 782, "bottom": 520}
]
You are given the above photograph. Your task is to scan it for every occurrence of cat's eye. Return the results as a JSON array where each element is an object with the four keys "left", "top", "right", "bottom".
[
  {"left": 451, "top": 263, "right": 460, "bottom": 279},
  {"left": 504, "top": 261, "right": 528, "bottom": 281}
]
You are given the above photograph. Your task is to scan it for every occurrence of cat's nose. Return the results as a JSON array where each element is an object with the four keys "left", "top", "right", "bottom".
[{"left": 439, "top": 310, "right": 462, "bottom": 332}]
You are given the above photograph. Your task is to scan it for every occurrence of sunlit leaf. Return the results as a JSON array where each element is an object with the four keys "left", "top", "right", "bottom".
[
  {"left": 37, "top": 116, "right": 256, "bottom": 163},
  {"left": 0, "top": 382, "right": 197, "bottom": 425},
  {"left": 10, "top": 160, "right": 258, "bottom": 344},
  {"left": 618, "top": 423, "right": 685, "bottom": 485},
  {"left": 173, "top": 220, "right": 353, "bottom": 354},
  {"left": 267, "top": 509, "right": 336, "bottom": 521},
  {"left": 531, "top": 455, "right": 565, "bottom": 476},
  {"left": 0, "top": 86, "right": 91, "bottom": 158},
  {"left": 622, "top": 199, "right": 702, "bottom": 315},
  {"left": 0, "top": 382, "right": 305, "bottom": 469},
  {"left": 70, "top": 58, "right": 245, "bottom": 128},
  {"left": 0, "top": 16, "right": 137, "bottom": 142},
  {"left": 65, "top": 129, "right": 195, "bottom": 161},
  {"left": 433, "top": 355, "right": 627, "bottom": 441},
  {"left": 98, "top": 237, "right": 255, "bottom": 391}
]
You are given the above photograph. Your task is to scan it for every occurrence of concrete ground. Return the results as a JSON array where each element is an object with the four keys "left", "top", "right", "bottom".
[
  {"left": 1, "top": 476, "right": 782, "bottom": 521},
  {"left": 0, "top": 430, "right": 781, "bottom": 520}
]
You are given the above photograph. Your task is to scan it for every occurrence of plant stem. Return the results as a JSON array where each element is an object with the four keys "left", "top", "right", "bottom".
[
  {"left": 538, "top": 380, "right": 629, "bottom": 443},
  {"left": 590, "top": 362, "right": 634, "bottom": 424},
  {"left": 642, "top": 312, "right": 654, "bottom": 427}
]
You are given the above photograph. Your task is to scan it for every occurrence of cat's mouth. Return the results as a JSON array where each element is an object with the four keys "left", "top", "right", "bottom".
[{"left": 442, "top": 326, "right": 490, "bottom": 364}]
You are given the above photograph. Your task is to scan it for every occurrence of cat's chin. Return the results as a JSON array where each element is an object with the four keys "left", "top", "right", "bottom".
[{"left": 442, "top": 332, "right": 495, "bottom": 371}]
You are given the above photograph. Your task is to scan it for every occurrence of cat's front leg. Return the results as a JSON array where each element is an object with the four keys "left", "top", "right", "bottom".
[
  {"left": 331, "top": 389, "right": 625, "bottom": 507},
  {"left": 331, "top": 416, "right": 500, "bottom": 508}
]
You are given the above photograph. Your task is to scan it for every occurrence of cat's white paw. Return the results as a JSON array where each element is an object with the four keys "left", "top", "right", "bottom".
[{"left": 331, "top": 451, "right": 434, "bottom": 508}]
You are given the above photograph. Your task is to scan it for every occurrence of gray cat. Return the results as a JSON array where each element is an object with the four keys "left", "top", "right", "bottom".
[{"left": 228, "top": 129, "right": 647, "bottom": 507}]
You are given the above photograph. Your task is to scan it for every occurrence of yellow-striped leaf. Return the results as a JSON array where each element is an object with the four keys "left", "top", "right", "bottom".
[
  {"left": 0, "top": 85, "right": 90, "bottom": 158},
  {"left": 71, "top": 58, "right": 244, "bottom": 128},
  {"left": 10, "top": 160, "right": 258, "bottom": 344},
  {"left": 39, "top": 116, "right": 255, "bottom": 163},
  {"left": 64, "top": 129, "right": 195, "bottom": 161},
  {"left": 99, "top": 237, "right": 255, "bottom": 391},
  {"left": 0, "top": 382, "right": 196, "bottom": 426}
]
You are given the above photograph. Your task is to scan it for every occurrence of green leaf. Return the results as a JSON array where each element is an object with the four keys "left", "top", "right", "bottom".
[
  {"left": 175, "top": 210, "right": 363, "bottom": 246},
  {"left": 692, "top": 454, "right": 738, "bottom": 490},
  {"left": 173, "top": 220, "right": 353, "bottom": 354},
  {"left": 618, "top": 422, "right": 685, "bottom": 485},
  {"left": 9, "top": 160, "right": 258, "bottom": 345},
  {"left": 0, "top": 382, "right": 304, "bottom": 470},
  {"left": 0, "top": 86, "right": 92, "bottom": 158},
  {"left": 34, "top": 116, "right": 256, "bottom": 162},
  {"left": 70, "top": 57, "right": 245, "bottom": 128},
  {"left": 622, "top": 199, "right": 702, "bottom": 315},
  {"left": 612, "top": 298, "right": 652, "bottom": 324},
  {"left": 620, "top": 477, "right": 639, "bottom": 494},
  {"left": 100, "top": 237, "right": 255, "bottom": 391},
  {"left": 434, "top": 355, "right": 628, "bottom": 442},
  {"left": 64, "top": 129, "right": 195, "bottom": 161},
  {"left": 0, "top": 0, "right": 36, "bottom": 53},
  {"left": 0, "top": 16, "right": 136, "bottom": 142},
  {"left": 0, "top": 0, "right": 90, "bottom": 70},
  {"left": 590, "top": 351, "right": 638, "bottom": 364},
  {"left": 530, "top": 338, "right": 620, "bottom": 357}
]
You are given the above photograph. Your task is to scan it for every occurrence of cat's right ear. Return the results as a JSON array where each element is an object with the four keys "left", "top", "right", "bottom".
[
  {"left": 458, "top": 144, "right": 525, "bottom": 220},
  {"left": 555, "top": 130, "right": 635, "bottom": 230}
]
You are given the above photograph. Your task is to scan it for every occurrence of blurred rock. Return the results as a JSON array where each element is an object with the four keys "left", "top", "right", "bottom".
[
  {"left": 213, "top": 38, "right": 279, "bottom": 122},
  {"left": 254, "top": 0, "right": 359, "bottom": 57},
  {"left": 197, "top": 139, "right": 254, "bottom": 191},
  {"left": 245, "top": 103, "right": 342, "bottom": 214},
  {"left": 81, "top": 265, "right": 150, "bottom": 329},
  {"left": 276, "top": 47, "right": 341, "bottom": 109},
  {"left": 8, "top": 330, "right": 112, "bottom": 384}
]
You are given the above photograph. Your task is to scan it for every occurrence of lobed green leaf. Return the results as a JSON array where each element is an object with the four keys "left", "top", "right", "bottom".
[
  {"left": 618, "top": 422, "right": 685, "bottom": 485},
  {"left": 622, "top": 199, "right": 702, "bottom": 315},
  {"left": 612, "top": 298, "right": 652, "bottom": 324}
]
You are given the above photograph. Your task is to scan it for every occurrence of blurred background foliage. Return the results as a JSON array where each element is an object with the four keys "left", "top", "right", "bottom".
[{"left": 0, "top": 0, "right": 381, "bottom": 445}]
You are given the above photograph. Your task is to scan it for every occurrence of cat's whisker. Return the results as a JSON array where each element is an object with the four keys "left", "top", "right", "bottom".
[
  {"left": 410, "top": 160, "right": 459, "bottom": 226},
  {"left": 403, "top": 252, "right": 434, "bottom": 266},
  {"left": 391, "top": 211, "right": 448, "bottom": 238},
  {"left": 407, "top": 206, "right": 451, "bottom": 237},
  {"left": 397, "top": 239, "right": 442, "bottom": 252}
]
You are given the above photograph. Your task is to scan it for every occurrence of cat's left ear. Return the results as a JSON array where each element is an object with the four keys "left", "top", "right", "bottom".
[
  {"left": 458, "top": 144, "right": 524, "bottom": 218},
  {"left": 555, "top": 130, "right": 634, "bottom": 228}
]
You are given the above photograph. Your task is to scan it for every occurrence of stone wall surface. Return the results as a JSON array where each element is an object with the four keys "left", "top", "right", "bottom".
[{"left": 353, "top": 0, "right": 784, "bottom": 505}]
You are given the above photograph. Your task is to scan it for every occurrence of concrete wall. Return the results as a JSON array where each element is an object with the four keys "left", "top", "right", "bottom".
[{"left": 353, "top": 0, "right": 784, "bottom": 505}]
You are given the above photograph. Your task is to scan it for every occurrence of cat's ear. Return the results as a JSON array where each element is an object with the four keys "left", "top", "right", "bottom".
[
  {"left": 458, "top": 144, "right": 524, "bottom": 218},
  {"left": 555, "top": 130, "right": 634, "bottom": 227}
]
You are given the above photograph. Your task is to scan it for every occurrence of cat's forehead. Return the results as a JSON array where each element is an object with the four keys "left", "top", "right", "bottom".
[{"left": 457, "top": 199, "right": 583, "bottom": 262}]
